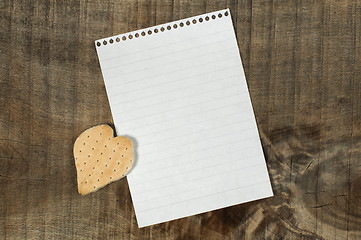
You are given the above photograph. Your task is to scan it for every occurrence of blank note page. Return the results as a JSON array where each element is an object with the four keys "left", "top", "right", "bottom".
[{"left": 95, "top": 9, "right": 273, "bottom": 227}]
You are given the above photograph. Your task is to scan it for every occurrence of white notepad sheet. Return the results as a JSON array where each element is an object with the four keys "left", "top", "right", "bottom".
[{"left": 95, "top": 9, "right": 273, "bottom": 227}]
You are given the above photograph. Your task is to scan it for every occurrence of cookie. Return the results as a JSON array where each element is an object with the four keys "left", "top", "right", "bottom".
[{"left": 74, "top": 124, "right": 133, "bottom": 195}]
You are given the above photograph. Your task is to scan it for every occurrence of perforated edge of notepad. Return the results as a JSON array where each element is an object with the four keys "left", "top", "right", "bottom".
[{"left": 95, "top": 9, "right": 230, "bottom": 47}]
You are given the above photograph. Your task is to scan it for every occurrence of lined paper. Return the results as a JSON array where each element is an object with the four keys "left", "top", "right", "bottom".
[{"left": 95, "top": 9, "right": 273, "bottom": 227}]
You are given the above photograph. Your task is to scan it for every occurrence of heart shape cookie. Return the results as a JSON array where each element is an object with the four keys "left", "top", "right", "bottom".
[{"left": 74, "top": 124, "right": 133, "bottom": 195}]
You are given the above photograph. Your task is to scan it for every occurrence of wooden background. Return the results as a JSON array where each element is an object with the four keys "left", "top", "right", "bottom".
[{"left": 1, "top": 0, "right": 361, "bottom": 239}]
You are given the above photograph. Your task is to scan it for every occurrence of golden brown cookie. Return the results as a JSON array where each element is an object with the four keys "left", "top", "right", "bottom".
[{"left": 73, "top": 124, "right": 133, "bottom": 195}]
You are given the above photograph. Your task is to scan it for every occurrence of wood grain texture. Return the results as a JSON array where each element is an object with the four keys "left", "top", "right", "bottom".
[{"left": 1, "top": 0, "right": 361, "bottom": 239}]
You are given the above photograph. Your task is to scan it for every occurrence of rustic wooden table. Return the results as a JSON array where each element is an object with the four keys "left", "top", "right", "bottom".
[{"left": 1, "top": 1, "right": 361, "bottom": 239}]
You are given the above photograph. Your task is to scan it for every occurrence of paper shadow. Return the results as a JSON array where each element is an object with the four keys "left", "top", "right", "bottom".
[
  {"left": 123, "top": 134, "right": 139, "bottom": 174},
  {"left": 109, "top": 123, "right": 139, "bottom": 174}
]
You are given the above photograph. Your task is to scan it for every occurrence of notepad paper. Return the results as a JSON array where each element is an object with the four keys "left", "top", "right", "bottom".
[{"left": 95, "top": 9, "right": 273, "bottom": 227}]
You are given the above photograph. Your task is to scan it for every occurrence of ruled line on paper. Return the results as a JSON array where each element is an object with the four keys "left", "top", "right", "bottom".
[
  {"left": 136, "top": 181, "right": 270, "bottom": 214},
  {"left": 134, "top": 156, "right": 258, "bottom": 188},
  {"left": 131, "top": 139, "right": 260, "bottom": 172},
  {"left": 112, "top": 99, "right": 251, "bottom": 130},
  {"left": 103, "top": 41, "right": 236, "bottom": 77},
  {"left": 133, "top": 136, "right": 261, "bottom": 170},
  {"left": 130, "top": 150, "right": 261, "bottom": 186},
  {"left": 116, "top": 101, "right": 248, "bottom": 131},
  {"left": 137, "top": 140, "right": 263, "bottom": 178},
  {"left": 134, "top": 174, "right": 268, "bottom": 210},
  {"left": 102, "top": 37, "right": 235, "bottom": 71},
  {"left": 108, "top": 68, "right": 243, "bottom": 105},
  {"left": 110, "top": 82, "right": 244, "bottom": 115},
  {"left": 131, "top": 111, "right": 253, "bottom": 144},
  {"left": 135, "top": 116, "right": 255, "bottom": 147},
  {"left": 107, "top": 64, "right": 241, "bottom": 98},
  {"left": 132, "top": 162, "right": 267, "bottom": 198},
  {"left": 105, "top": 49, "right": 240, "bottom": 84},
  {"left": 100, "top": 28, "right": 231, "bottom": 62},
  {"left": 140, "top": 129, "right": 258, "bottom": 158},
  {"left": 106, "top": 61, "right": 242, "bottom": 92},
  {"left": 125, "top": 104, "right": 245, "bottom": 132},
  {"left": 112, "top": 91, "right": 246, "bottom": 120},
  {"left": 110, "top": 73, "right": 243, "bottom": 106}
]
